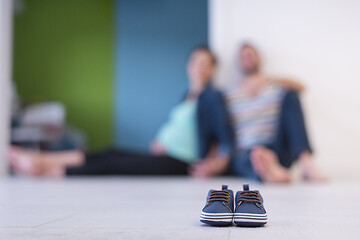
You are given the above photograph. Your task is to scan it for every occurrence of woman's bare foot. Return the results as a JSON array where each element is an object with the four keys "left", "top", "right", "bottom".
[
  {"left": 299, "top": 152, "right": 328, "bottom": 182},
  {"left": 9, "top": 146, "right": 44, "bottom": 176},
  {"left": 250, "top": 146, "right": 291, "bottom": 183},
  {"left": 150, "top": 141, "right": 167, "bottom": 156},
  {"left": 8, "top": 146, "right": 84, "bottom": 178}
]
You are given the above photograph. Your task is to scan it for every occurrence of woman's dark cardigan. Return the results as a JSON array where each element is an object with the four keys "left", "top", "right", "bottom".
[{"left": 196, "top": 84, "right": 233, "bottom": 160}]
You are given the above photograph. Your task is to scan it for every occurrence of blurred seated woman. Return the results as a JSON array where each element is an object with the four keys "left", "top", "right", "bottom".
[{"left": 9, "top": 46, "right": 233, "bottom": 178}]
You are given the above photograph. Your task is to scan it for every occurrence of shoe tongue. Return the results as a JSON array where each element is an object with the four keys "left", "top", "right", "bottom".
[
  {"left": 222, "top": 185, "right": 228, "bottom": 190},
  {"left": 243, "top": 184, "right": 249, "bottom": 191}
]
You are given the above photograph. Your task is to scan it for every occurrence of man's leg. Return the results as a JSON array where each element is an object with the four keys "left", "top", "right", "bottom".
[
  {"left": 232, "top": 91, "right": 306, "bottom": 182},
  {"left": 270, "top": 91, "right": 326, "bottom": 181},
  {"left": 273, "top": 91, "right": 312, "bottom": 168},
  {"left": 231, "top": 150, "right": 260, "bottom": 181},
  {"left": 231, "top": 147, "right": 291, "bottom": 183}
]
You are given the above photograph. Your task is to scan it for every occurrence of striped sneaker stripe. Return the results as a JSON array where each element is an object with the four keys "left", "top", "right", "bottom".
[
  {"left": 234, "top": 212, "right": 267, "bottom": 223},
  {"left": 200, "top": 216, "right": 233, "bottom": 221},
  {"left": 201, "top": 212, "right": 233, "bottom": 217},
  {"left": 234, "top": 213, "right": 267, "bottom": 217},
  {"left": 234, "top": 218, "right": 267, "bottom": 223},
  {"left": 200, "top": 211, "right": 233, "bottom": 222},
  {"left": 234, "top": 213, "right": 267, "bottom": 219}
]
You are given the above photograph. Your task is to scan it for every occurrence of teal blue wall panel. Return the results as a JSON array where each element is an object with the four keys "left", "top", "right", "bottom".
[{"left": 115, "top": 0, "right": 208, "bottom": 151}]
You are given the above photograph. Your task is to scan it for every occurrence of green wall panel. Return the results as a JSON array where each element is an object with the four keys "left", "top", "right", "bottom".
[{"left": 13, "top": 0, "right": 114, "bottom": 150}]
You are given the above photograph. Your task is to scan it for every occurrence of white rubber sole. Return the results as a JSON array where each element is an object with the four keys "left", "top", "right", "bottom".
[
  {"left": 234, "top": 213, "right": 267, "bottom": 224},
  {"left": 200, "top": 211, "right": 233, "bottom": 223}
]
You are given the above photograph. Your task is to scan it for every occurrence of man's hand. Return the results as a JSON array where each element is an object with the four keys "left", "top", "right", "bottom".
[{"left": 189, "top": 156, "right": 229, "bottom": 178}]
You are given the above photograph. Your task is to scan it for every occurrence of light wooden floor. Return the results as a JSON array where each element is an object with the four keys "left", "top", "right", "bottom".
[{"left": 1, "top": 177, "right": 359, "bottom": 239}]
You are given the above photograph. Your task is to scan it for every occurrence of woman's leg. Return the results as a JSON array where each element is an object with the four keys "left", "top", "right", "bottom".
[
  {"left": 9, "top": 147, "right": 189, "bottom": 177},
  {"left": 66, "top": 149, "right": 189, "bottom": 176}
]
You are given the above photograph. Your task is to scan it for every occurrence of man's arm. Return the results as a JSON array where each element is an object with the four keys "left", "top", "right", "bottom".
[{"left": 270, "top": 77, "right": 305, "bottom": 93}]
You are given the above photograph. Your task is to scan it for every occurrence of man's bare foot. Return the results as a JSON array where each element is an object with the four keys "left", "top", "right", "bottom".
[
  {"left": 250, "top": 146, "right": 291, "bottom": 183},
  {"left": 299, "top": 152, "right": 328, "bottom": 182}
]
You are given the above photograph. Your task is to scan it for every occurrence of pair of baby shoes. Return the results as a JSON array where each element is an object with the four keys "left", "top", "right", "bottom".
[{"left": 200, "top": 184, "right": 267, "bottom": 227}]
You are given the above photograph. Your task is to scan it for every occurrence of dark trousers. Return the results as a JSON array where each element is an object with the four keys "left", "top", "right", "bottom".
[
  {"left": 231, "top": 91, "right": 312, "bottom": 180},
  {"left": 66, "top": 149, "right": 189, "bottom": 176}
]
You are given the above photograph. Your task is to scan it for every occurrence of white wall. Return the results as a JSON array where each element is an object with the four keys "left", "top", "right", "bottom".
[
  {"left": 0, "top": 0, "right": 12, "bottom": 176},
  {"left": 210, "top": 0, "right": 360, "bottom": 180}
]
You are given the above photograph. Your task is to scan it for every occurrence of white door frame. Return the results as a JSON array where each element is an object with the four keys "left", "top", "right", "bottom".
[{"left": 0, "top": 0, "right": 13, "bottom": 177}]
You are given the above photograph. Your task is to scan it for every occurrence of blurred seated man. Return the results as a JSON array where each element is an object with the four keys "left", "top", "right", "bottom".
[
  {"left": 226, "top": 42, "right": 326, "bottom": 182},
  {"left": 8, "top": 46, "right": 232, "bottom": 178}
]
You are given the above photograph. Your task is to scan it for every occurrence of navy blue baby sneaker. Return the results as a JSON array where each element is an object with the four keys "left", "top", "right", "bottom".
[
  {"left": 234, "top": 184, "right": 267, "bottom": 227},
  {"left": 200, "top": 185, "right": 234, "bottom": 226}
]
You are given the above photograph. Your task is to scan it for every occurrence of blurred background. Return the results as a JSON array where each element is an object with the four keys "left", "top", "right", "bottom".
[{"left": 0, "top": 0, "right": 360, "bottom": 179}]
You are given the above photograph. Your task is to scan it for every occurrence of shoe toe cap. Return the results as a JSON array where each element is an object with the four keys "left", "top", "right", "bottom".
[
  {"left": 203, "top": 201, "right": 233, "bottom": 214},
  {"left": 235, "top": 202, "right": 266, "bottom": 214}
]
